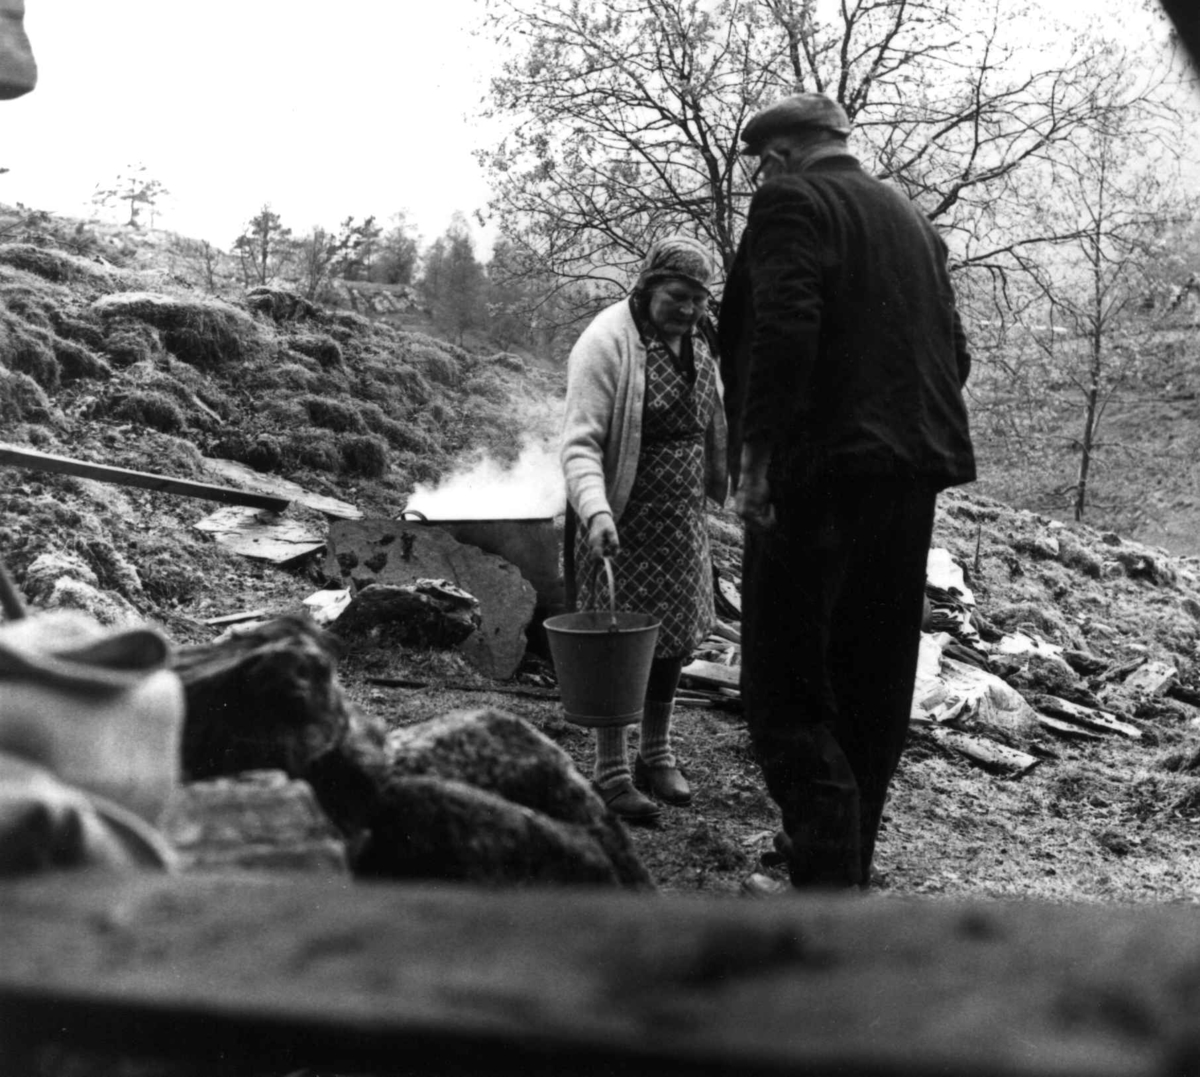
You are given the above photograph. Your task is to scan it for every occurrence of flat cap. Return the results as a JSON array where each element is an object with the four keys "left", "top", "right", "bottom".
[{"left": 740, "top": 93, "right": 851, "bottom": 155}]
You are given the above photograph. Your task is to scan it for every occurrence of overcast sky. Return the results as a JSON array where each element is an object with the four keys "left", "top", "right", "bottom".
[
  {"left": 2, "top": 0, "right": 501, "bottom": 250},
  {"left": 2, "top": 1, "right": 1191, "bottom": 258}
]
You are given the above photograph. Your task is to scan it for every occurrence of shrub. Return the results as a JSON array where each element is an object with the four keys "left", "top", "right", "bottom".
[
  {"left": 53, "top": 337, "right": 111, "bottom": 383},
  {"left": 52, "top": 314, "right": 106, "bottom": 350},
  {"left": 103, "top": 320, "right": 161, "bottom": 367},
  {"left": 0, "top": 368, "right": 52, "bottom": 424},
  {"left": 265, "top": 362, "right": 317, "bottom": 392},
  {"left": 287, "top": 333, "right": 343, "bottom": 368},
  {"left": 5, "top": 325, "right": 60, "bottom": 391},
  {"left": 244, "top": 287, "right": 320, "bottom": 324},
  {"left": 428, "top": 401, "right": 449, "bottom": 425},
  {"left": 109, "top": 390, "right": 187, "bottom": 433},
  {"left": 463, "top": 372, "right": 508, "bottom": 403},
  {"left": 92, "top": 292, "right": 265, "bottom": 371},
  {"left": 208, "top": 431, "right": 284, "bottom": 472},
  {"left": 404, "top": 339, "right": 461, "bottom": 387},
  {"left": 339, "top": 434, "right": 388, "bottom": 477},
  {"left": 286, "top": 430, "right": 341, "bottom": 472},
  {"left": 492, "top": 352, "right": 526, "bottom": 373},
  {"left": 302, "top": 394, "right": 367, "bottom": 434},
  {"left": 0, "top": 243, "right": 117, "bottom": 288}
]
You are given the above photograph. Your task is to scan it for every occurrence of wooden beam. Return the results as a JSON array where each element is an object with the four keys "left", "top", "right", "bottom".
[
  {"left": 0, "top": 443, "right": 290, "bottom": 511},
  {"left": 3, "top": 874, "right": 1200, "bottom": 1076}
]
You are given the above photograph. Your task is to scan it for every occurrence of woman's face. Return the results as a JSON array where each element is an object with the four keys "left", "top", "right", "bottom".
[{"left": 648, "top": 279, "right": 708, "bottom": 338}]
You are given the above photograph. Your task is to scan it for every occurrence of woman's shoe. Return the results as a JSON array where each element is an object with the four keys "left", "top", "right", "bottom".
[
  {"left": 594, "top": 779, "right": 662, "bottom": 824},
  {"left": 634, "top": 755, "right": 693, "bottom": 805}
]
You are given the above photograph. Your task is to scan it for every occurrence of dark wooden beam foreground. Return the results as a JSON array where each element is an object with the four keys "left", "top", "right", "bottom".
[{"left": 3, "top": 873, "right": 1200, "bottom": 1076}]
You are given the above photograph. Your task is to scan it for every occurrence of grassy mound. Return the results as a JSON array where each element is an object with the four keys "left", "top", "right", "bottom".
[{"left": 92, "top": 292, "right": 268, "bottom": 370}]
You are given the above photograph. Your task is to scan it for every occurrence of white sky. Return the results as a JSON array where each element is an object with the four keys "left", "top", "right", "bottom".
[
  {"left": 2, "top": 0, "right": 502, "bottom": 251},
  {"left": 1, "top": 0, "right": 1190, "bottom": 258}
]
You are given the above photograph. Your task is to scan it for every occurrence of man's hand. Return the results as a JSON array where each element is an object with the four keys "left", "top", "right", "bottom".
[
  {"left": 587, "top": 511, "right": 620, "bottom": 558},
  {"left": 735, "top": 442, "right": 776, "bottom": 531}
]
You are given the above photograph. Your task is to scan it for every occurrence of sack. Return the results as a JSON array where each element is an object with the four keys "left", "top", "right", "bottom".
[{"left": 0, "top": 610, "right": 184, "bottom": 827}]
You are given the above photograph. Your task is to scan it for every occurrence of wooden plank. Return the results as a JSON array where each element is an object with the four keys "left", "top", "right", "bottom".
[
  {"left": 203, "top": 458, "right": 362, "bottom": 519},
  {"left": 681, "top": 658, "right": 741, "bottom": 690},
  {"left": 4, "top": 873, "right": 1200, "bottom": 1076},
  {"left": 929, "top": 728, "right": 1041, "bottom": 775},
  {"left": 1037, "top": 695, "right": 1142, "bottom": 739},
  {"left": 202, "top": 608, "right": 270, "bottom": 627},
  {"left": 0, "top": 443, "right": 289, "bottom": 511},
  {"left": 194, "top": 507, "right": 325, "bottom": 566},
  {"left": 1034, "top": 713, "right": 1104, "bottom": 741}
]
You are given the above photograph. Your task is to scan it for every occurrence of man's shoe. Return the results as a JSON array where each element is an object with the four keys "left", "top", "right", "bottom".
[
  {"left": 633, "top": 755, "right": 693, "bottom": 805},
  {"left": 740, "top": 872, "right": 792, "bottom": 899},
  {"left": 594, "top": 779, "right": 662, "bottom": 824},
  {"left": 761, "top": 829, "right": 795, "bottom": 868}
]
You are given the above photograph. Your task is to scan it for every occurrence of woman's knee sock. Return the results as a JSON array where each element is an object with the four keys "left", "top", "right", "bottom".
[
  {"left": 593, "top": 725, "right": 630, "bottom": 787},
  {"left": 639, "top": 700, "right": 675, "bottom": 768}
]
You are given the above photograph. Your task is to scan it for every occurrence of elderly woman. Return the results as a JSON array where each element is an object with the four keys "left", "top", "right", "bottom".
[{"left": 561, "top": 235, "right": 728, "bottom": 823}]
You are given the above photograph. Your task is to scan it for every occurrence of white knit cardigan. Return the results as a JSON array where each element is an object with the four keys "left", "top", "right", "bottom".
[{"left": 561, "top": 298, "right": 728, "bottom": 527}]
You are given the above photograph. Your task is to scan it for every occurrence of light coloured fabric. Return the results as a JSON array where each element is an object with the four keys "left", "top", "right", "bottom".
[{"left": 561, "top": 299, "right": 727, "bottom": 528}]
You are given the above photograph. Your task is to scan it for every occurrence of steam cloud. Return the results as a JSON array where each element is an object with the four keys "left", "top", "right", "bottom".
[{"left": 406, "top": 435, "right": 566, "bottom": 520}]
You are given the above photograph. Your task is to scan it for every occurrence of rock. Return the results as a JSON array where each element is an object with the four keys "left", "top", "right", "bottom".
[
  {"left": 1182, "top": 596, "right": 1200, "bottom": 622},
  {"left": 41, "top": 576, "right": 143, "bottom": 627},
  {"left": 383, "top": 707, "right": 652, "bottom": 889},
  {"left": 160, "top": 770, "right": 349, "bottom": 874},
  {"left": 357, "top": 776, "right": 633, "bottom": 886},
  {"left": 1013, "top": 534, "right": 1060, "bottom": 560},
  {"left": 23, "top": 550, "right": 98, "bottom": 598},
  {"left": 327, "top": 519, "right": 537, "bottom": 680},
  {"left": 1122, "top": 660, "right": 1178, "bottom": 697},
  {"left": 333, "top": 580, "right": 481, "bottom": 647},
  {"left": 1113, "top": 547, "right": 1177, "bottom": 586}
]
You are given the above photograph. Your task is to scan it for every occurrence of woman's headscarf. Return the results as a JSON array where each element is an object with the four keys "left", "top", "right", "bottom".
[{"left": 634, "top": 235, "right": 716, "bottom": 294}]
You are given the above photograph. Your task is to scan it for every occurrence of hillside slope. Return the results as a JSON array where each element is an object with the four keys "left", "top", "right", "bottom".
[{"left": 7, "top": 210, "right": 1200, "bottom": 901}]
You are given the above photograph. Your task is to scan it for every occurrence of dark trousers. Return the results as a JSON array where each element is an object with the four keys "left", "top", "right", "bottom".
[{"left": 740, "top": 478, "right": 936, "bottom": 888}]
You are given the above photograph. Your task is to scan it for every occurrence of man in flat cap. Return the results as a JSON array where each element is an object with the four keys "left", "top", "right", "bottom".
[{"left": 718, "top": 92, "right": 975, "bottom": 895}]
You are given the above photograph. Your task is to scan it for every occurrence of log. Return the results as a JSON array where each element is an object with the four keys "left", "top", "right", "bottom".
[
  {"left": 0, "top": 443, "right": 289, "bottom": 511},
  {"left": 928, "top": 728, "right": 1041, "bottom": 776},
  {"left": 6, "top": 873, "right": 1200, "bottom": 1076},
  {"left": 1035, "top": 695, "right": 1142, "bottom": 739}
]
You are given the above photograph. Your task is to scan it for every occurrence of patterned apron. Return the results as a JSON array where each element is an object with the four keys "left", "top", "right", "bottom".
[{"left": 574, "top": 330, "right": 717, "bottom": 658}]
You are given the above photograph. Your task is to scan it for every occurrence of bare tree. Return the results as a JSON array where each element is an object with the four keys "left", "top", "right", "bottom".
[
  {"left": 1023, "top": 99, "right": 1193, "bottom": 521},
  {"left": 480, "top": 0, "right": 1172, "bottom": 309}
]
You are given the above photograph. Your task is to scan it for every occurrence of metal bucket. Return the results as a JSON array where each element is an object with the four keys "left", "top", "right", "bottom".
[{"left": 543, "top": 611, "right": 659, "bottom": 728}]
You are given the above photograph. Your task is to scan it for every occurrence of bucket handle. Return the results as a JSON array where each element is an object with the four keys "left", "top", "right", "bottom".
[
  {"left": 602, "top": 556, "right": 619, "bottom": 631},
  {"left": 399, "top": 509, "right": 428, "bottom": 522}
]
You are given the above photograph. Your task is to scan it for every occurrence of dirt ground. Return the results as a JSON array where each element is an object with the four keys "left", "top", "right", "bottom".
[{"left": 328, "top": 484, "right": 1200, "bottom": 904}]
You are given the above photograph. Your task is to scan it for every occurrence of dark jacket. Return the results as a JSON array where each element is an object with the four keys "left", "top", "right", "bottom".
[{"left": 718, "top": 156, "right": 976, "bottom": 493}]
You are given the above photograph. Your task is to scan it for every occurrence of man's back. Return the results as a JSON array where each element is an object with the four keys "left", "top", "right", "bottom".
[{"left": 723, "top": 157, "right": 975, "bottom": 492}]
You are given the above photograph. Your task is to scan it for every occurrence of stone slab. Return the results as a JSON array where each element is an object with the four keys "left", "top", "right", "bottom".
[
  {"left": 194, "top": 506, "right": 326, "bottom": 567},
  {"left": 327, "top": 518, "right": 536, "bottom": 679}
]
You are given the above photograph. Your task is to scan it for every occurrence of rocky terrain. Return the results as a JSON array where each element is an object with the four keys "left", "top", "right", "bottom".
[{"left": 5, "top": 207, "right": 1200, "bottom": 901}]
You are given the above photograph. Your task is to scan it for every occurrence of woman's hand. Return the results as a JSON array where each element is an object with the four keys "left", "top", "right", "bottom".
[{"left": 587, "top": 511, "right": 620, "bottom": 558}]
